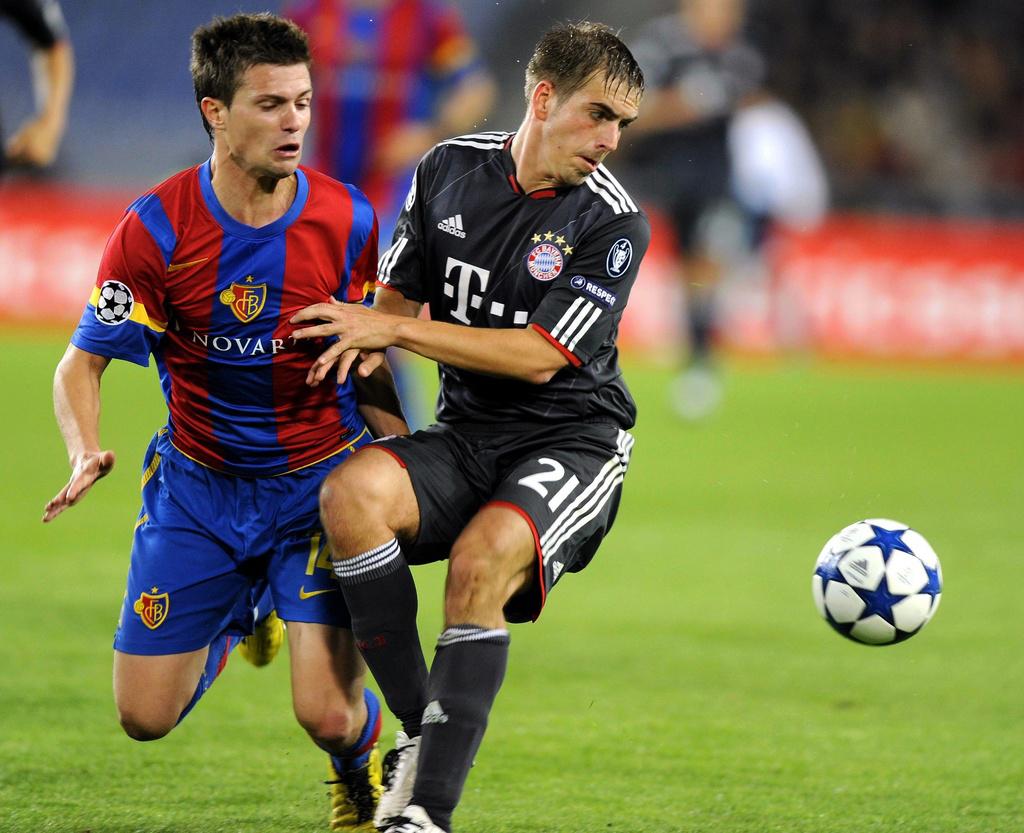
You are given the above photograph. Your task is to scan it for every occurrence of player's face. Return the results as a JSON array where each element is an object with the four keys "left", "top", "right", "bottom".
[
  {"left": 543, "top": 72, "right": 640, "bottom": 186},
  {"left": 220, "top": 63, "right": 312, "bottom": 180}
]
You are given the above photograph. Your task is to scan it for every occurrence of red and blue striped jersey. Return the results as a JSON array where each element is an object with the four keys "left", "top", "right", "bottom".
[
  {"left": 285, "top": 0, "right": 480, "bottom": 223},
  {"left": 71, "top": 160, "right": 379, "bottom": 476}
]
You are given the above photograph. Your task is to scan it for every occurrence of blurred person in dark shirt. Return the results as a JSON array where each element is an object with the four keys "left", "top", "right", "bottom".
[
  {"left": 1, "top": 0, "right": 73, "bottom": 172},
  {"left": 625, "top": 0, "right": 762, "bottom": 419}
]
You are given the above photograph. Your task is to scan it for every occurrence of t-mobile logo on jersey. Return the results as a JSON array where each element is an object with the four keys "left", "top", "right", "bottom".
[{"left": 444, "top": 257, "right": 491, "bottom": 324}]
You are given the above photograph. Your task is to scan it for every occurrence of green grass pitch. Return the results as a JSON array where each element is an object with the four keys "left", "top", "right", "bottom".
[{"left": 1, "top": 331, "right": 1022, "bottom": 832}]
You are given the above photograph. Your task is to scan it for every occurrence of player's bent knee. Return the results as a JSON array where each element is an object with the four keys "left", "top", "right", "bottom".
[
  {"left": 319, "top": 460, "right": 361, "bottom": 518},
  {"left": 295, "top": 704, "right": 359, "bottom": 749},
  {"left": 320, "top": 449, "right": 416, "bottom": 550},
  {"left": 447, "top": 547, "right": 494, "bottom": 593},
  {"left": 446, "top": 546, "right": 517, "bottom": 617},
  {"left": 446, "top": 513, "right": 537, "bottom": 620},
  {"left": 116, "top": 705, "right": 178, "bottom": 742},
  {"left": 320, "top": 453, "right": 390, "bottom": 528}
]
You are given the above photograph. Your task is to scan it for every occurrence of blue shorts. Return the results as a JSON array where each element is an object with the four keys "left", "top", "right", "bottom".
[{"left": 114, "top": 428, "right": 369, "bottom": 655}]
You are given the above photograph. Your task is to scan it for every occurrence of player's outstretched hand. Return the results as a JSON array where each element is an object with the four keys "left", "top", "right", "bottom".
[
  {"left": 42, "top": 449, "right": 116, "bottom": 523},
  {"left": 291, "top": 301, "right": 396, "bottom": 386}
]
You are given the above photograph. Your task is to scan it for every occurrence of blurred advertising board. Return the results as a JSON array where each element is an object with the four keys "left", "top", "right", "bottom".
[
  {"left": 3, "top": 186, "right": 1024, "bottom": 362},
  {"left": 623, "top": 211, "right": 1024, "bottom": 363},
  {"left": 0, "top": 184, "right": 127, "bottom": 325}
]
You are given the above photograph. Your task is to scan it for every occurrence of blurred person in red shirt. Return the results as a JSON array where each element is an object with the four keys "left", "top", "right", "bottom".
[
  {"left": 284, "top": 0, "right": 494, "bottom": 236},
  {"left": 284, "top": 0, "right": 495, "bottom": 425}
]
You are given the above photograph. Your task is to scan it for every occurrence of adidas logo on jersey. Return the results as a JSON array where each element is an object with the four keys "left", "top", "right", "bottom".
[
  {"left": 422, "top": 700, "right": 449, "bottom": 725},
  {"left": 437, "top": 214, "right": 466, "bottom": 238}
]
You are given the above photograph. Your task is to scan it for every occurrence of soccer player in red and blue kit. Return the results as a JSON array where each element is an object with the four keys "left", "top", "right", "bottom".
[{"left": 41, "top": 14, "right": 406, "bottom": 831}]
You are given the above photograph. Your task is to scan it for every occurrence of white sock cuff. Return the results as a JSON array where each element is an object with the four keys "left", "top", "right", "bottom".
[
  {"left": 436, "top": 625, "right": 511, "bottom": 648},
  {"left": 333, "top": 538, "right": 403, "bottom": 585}
]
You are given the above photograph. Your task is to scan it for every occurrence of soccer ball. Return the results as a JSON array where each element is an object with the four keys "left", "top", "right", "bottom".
[{"left": 812, "top": 518, "right": 942, "bottom": 645}]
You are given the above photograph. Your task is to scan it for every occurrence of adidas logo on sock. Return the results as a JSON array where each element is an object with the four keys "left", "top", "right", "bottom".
[
  {"left": 422, "top": 699, "right": 449, "bottom": 725},
  {"left": 437, "top": 214, "right": 466, "bottom": 238}
]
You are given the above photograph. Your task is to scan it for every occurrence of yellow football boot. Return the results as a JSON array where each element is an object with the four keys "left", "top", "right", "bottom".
[
  {"left": 327, "top": 744, "right": 383, "bottom": 831},
  {"left": 237, "top": 609, "right": 285, "bottom": 667}
]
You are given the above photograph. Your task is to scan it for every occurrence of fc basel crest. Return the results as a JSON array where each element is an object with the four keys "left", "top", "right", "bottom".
[
  {"left": 526, "top": 243, "right": 564, "bottom": 282},
  {"left": 133, "top": 588, "right": 169, "bottom": 630},
  {"left": 220, "top": 277, "right": 267, "bottom": 323}
]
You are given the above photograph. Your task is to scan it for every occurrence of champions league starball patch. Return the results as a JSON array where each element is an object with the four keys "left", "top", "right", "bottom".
[
  {"left": 94, "top": 280, "right": 135, "bottom": 325},
  {"left": 526, "top": 243, "right": 564, "bottom": 281}
]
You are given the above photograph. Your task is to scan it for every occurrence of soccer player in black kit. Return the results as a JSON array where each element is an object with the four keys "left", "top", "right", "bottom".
[{"left": 292, "top": 21, "right": 647, "bottom": 833}]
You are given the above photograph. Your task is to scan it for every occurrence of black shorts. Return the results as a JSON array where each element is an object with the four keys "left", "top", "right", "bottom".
[{"left": 369, "top": 421, "right": 635, "bottom": 623}]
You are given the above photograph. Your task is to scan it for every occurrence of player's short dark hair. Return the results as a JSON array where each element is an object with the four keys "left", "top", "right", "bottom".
[
  {"left": 524, "top": 21, "right": 644, "bottom": 104},
  {"left": 191, "top": 12, "right": 311, "bottom": 139}
]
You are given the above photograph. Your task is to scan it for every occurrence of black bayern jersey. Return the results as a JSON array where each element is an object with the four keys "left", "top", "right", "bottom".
[{"left": 378, "top": 132, "right": 650, "bottom": 429}]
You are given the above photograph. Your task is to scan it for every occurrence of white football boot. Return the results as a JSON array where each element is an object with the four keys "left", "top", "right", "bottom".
[
  {"left": 384, "top": 804, "right": 446, "bottom": 833},
  {"left": 374, "top": 731, "right": 421, "bottom": 829}
]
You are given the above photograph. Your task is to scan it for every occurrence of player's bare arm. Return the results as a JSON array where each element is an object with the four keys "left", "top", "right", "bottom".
[
  {"left": 291, "top": 301, "right": 569, "bottom": 386},
  {"left": 352, "top": 355, "right": 410, "bottom": 438},
  {"left": 5, "top": 39, "right": 74, "bottom": 167},
  {"left": 43, "top": 345, "right": 115, "bottom": 522}
]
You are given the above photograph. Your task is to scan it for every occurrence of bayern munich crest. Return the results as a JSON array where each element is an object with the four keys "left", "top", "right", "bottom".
[{"left": 526, "top": 243, "right": 564, "bottom": 282}]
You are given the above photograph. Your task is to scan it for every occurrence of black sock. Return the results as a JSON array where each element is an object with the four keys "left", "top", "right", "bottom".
[
  {"left": 412, "top": 625, "right": 510, "bottom": 831},
  {"left": 333, "top": 538, "right": 428, "bottom": 737},
  {"left": 687, "top": 293, "right": 716, "bottom": 363}
]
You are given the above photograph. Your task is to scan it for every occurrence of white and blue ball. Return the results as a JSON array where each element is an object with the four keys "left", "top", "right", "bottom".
[{"left": 812, "top": 519, "right": 942, "bottom": 645}]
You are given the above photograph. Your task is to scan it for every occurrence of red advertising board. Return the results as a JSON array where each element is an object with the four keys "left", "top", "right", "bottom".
[
  {"left": 0, "top": 184, "right": 130, "bottom": 325},
  {"left": 767, "top": 215, "right": 1024, "bottom": 360},
  {"left": 3, "top": 185, "right": 1024, "bottom": 362},
  {"left": 620, "top": 212, "right": 1024, "bottom": 362}
]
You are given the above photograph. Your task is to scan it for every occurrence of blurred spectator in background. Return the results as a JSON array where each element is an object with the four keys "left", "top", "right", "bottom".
[
  {"left": 284, "top": 0, "right": 496, "bottom": 426},
  {"left": 727, "top": 89, "right": 828, "bottom": 352},
  {"left": 729, "top": 93, "right": 828, "bottom": 240},
  {"left": 283, "top": 0, "right": 495, "bottom": 235},
  {"left": 1, "top": 0, "right": 73, "bottom": 173},
  {"left": 749, "top": 0, "right": 1024, "bottom": 216},
  {"left": 624, "top": 0, "right": 763, "bottom": 419}
]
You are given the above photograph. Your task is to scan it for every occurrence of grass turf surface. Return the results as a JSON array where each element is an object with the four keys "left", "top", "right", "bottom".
[{"left": 1, "top": 333, "right": 1021, "bottom": 832}]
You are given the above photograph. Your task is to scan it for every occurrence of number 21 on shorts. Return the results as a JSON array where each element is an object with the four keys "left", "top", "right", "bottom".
[{"left": 518, "top": 458, "right": 580, "bottom": 512}]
